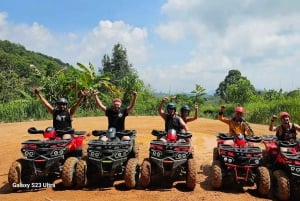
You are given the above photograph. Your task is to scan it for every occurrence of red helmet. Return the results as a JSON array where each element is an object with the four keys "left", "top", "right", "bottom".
[
  {"left": 235, "top": 106, "right": 244, "bottom": 113},
  {"left": 280, "top": 112, "right": 290, "bottom": 118}
]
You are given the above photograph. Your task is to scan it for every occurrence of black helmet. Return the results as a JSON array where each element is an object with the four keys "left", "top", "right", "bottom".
[
  {"left": 166, "top": 102, "right": 176, "bottom": 111},
  {"left": 56, "top": 98, "right": 68, "bottom": 105},
  {"left": 180, "top": 105, "right": 190, "bottom": 114}
]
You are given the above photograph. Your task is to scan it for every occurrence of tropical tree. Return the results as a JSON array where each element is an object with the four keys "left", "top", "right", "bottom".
[
  {"left": 216, "top": 69, "right": 256, "bottom": 103},
  {"left": 190, "top": 84, "right": 206, "bottom": 105},
  {"left": 216, "top": 69, "right": 242, "bottom": 101},
  {"left": 100, "top": 43, "right": 134, "bottom": 86},
  {"left": 0, "top": 69, "right": 29, "bottom": 103},
  {"left": 225, "top": 78, "right": 256, "bottom": 105}
]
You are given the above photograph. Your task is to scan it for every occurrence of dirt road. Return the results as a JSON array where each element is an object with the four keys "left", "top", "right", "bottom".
[{"left": 0, "top": 116, "right": 290, "bottom": 201}]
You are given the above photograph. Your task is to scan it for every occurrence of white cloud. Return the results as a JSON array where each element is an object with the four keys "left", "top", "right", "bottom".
[
  {"left": 76, "top": 20, "right": 148, "bottom": 66},
  {"left": 2, "top": 0, "right": 300, "bottom": 94},
  {"left": 141, "top": 0, "right": 300, "bottom": 93}
]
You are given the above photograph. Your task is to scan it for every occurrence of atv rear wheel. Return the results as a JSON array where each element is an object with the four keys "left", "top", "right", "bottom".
[
  {"left": 211, "top": 160, "right": 222, "bottom": 189},
  {"left": 75, "top": 159, "right": 87, "bottom": 188},
  {"left": 124, "top": 158, "right": 139, "bottom": 189},
  {"left": 61, "top": 157, "right": 78, "bottom": 187},
  {"left": 255, "top": 166, "right": 270, "bottom": 196},
  {"left": 273, "top": 170, "right": 290, "bottom": 201},
  {"left": 186, "top": 158, "right": 197, "bottom": 190},
  {"left": 8, "top": 161, "right": 22, "bottom": 190},
  {"left": 140, "top": 158, "right": 151, "bottom": 188}
]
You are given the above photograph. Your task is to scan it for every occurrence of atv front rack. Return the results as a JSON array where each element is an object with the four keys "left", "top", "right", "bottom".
[{"left": 22, "top": 139, "right": 72, "bottom": 147}]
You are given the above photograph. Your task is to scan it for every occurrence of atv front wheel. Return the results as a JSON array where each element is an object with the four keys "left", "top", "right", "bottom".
[
  {"left": 124, "top": 158, "right": 139, "bottom": 189},
  {"left": 61, "top": 157, "right": 78, "bottom": 187},
  {"left": 273, "top": 170, "right": 290, "bottom": 201},
  {"left": 140, "top": 158, "right": 151, "bottom": 188},
  {"left": 75, "top": 159, "right": 87, "bottom": 188},
  {"left": 8, "top": 161, "right": 22, "bottom": 190},
  {"left": 211, "top": 160, "right": 222, "bottom": 189},
  {"left": 256, "top": 166, "right": 270, "bottom": 196},
  {"left": 186, "top": 158, "right": 197, "bottom": 190}
]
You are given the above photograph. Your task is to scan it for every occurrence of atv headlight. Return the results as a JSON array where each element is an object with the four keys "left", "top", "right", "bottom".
[
  {"left": 223, "top": 157, "right": 228, "bottom": 162},
  {"left": 50, "top": 148, "right": 65, "bottom": 157},
  {"left": 22, "top": 149, "right": 35, "bottom": 158},
  {"left": 88, "top": 150, "right": 101, "bottom": 159},
  {"left": 174, "top": 152, "right": 187, "bottom": 160},
  {"left": 151, "top": 150, "right": 163, "bottom": 158},
  {"left": 114, "top": 151, "right": 126, "bottom": 159},
  {"left": 290, "top": 165, "right": 300, "bottom": 173},
  {"left": 227, "top": 157, "right": 234, "bottom": 163}
]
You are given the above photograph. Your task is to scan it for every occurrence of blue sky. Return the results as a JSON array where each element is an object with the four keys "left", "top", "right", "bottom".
[{"left": 1, "top": 0, "right": 300, "bottom": 94}]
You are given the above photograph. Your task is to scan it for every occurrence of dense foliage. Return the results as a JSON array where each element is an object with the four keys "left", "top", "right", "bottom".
[{"left": 1, "top": 40, "right": 300, "bottom": 127}]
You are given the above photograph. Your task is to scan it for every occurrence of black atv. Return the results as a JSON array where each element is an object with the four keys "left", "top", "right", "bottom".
[
  {"left": 75, "top": 128, "right": 139, "bottom": 189},
  {"left": 140, "top": 129, "right": 196, "bottom": 190},
  {"left": 7, "top": 127, "right": 85, "bottom": 190},
  {"left": 211, "top": 133, "right": 270, "bottom": 197}
]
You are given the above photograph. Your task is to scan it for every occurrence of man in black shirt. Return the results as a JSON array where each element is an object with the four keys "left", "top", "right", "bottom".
[
  {"left": 157, "top": 97, "right": 189, "bottom": 142},
  {"left": 93, "top": 90, "right": 138, "bottom": 141},
  {"left": 34, "top": 88, "right": 89, "bottom": 139}
]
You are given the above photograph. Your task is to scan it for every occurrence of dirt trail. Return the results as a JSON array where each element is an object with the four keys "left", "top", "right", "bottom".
[{"left": 0, "top": 116, "right": 286, "bottom": 201}]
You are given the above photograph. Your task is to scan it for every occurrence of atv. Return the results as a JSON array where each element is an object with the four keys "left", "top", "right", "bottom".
[
  {"left": 7, "top": 127, "right": 85, "bottom": 190},
  {"left": 211, "top": 133, "right": 270, "bottom": 197},
  {"left": 262, "top": 135, "right": 300, "bottom": 201},
  {"left": 140, "top": 129, "right": 196, "bottom": 190},
  {"left": 75, "top": 128, "right": 139, "bottom": 189}
]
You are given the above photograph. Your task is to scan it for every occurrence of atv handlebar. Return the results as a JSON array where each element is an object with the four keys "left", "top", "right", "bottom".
[
  {"left": 92, "top": 129, "right": 136, "bottom": 137},
  {"left": 151, "top": 130, "right": 192, "bottom": 139},
  {"left": 217, "top": 133, "right": 234, "bottom": 140},
  {"left": 217, "top": 133, "right": 262, "bottom": 142},
  {"left": 56, "top": 127, "right": 74, "bottom": 135},
  {"left": 245, "top": 136, "right": 262, "bottom": 143},
  {"left": 261, "top": 134, "right": 277, "bottom": 141},
  {"left": 151, "top": 130, "right": 165, "bottom": 137},
  {"left": 27, "top": 127, "right": 80, "bottom": 135},
  {"left": 28, "top": 127, "right": 44, "bottom": 134},
  {"left": 277, "top": 140, "right": 298, "bottom": 147},
  {"left": 177, "top": 132, "right": 192, "bottom": 139}
]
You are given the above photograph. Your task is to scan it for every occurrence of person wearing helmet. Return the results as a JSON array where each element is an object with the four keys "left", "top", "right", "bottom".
[
  {"left": 180, "top": 104, "right": 198, "bottom": 124},
  {"left": 92, "top": 89, "right": 138, "bottom": 141},
  {"left": 34, "top": 88, "right": 89, "bottom": 139},
  {"left": 269, "top": 112, "right": 300, "bottom": 142},
  {"left": 158, "top": 97, "right": 190, "bottom": 142},
  {"left": 218, "top": 105, "right": 254, "bottom": 145}
]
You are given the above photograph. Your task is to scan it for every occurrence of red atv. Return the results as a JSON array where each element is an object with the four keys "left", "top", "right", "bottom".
[
  {"left": 140, "top": 129, "right": 196, "bottom": 190},
  {"left": 262, "top": 135, "right": 300, "bottom": 201},
  {"left": 211, "top": 133, "right": 270, "bottom": 197},
  {"left": 7, "top": 127, "right": 85, "bottom": 190}
]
